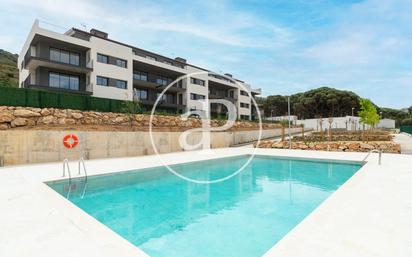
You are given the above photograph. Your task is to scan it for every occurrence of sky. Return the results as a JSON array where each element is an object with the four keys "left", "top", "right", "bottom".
[{"left": 0, "top": 0, "right": 411, "bottom": 108}]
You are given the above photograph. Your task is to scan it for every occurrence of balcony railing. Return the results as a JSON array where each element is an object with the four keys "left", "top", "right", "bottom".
[
  {"left": 133, "top": 75, "right": 186, "bottom": 91},
  {"left": 24, "top": 48, "right": 93, "bottom": 70},
  {"left": 23, "top": 76, "right": 93, "bottom": 95},
  {"left": 133, "top": 50, "right": 186, "bottom": 70}
]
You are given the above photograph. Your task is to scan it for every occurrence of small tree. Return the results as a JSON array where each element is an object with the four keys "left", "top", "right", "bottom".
[
  {"left": 121, "top": 100, "right": 142, "bottom": 127},
  {"left": 328, "top": 117, "right": 334, "bottom": 141},
  {"left": 318, "top": 117, "right": 324, "bottom": 141},
  {"left": 359, "top": 99, "right": 380, "bottom": 129},
  {"left": 279, "top": 120, "right": 289, "bottom": 141},
  {"left": 300, "top": 123, "right": 305, "bottom": 138},
  {"left": 358, "top": 99, "right": 380, "bottom": 141}
]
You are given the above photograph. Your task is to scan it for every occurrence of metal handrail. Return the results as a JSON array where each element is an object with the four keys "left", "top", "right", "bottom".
[
  {"left": 78, "top": 157, "right": 88, "bottom": 198},
  {"left": 62, "top": 159, "right": 72, "bottom": 198},
  {"left": 362, "top": 149, "right": 382, "bottom": 165},
  {"left": 78, "top": 157, "right": 88, "bottom": 181},
  {"left": 62, "top": 159, "right": 72, "bottom": 181}
]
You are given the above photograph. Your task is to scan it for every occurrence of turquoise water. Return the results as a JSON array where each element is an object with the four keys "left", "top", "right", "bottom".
[{"left": 48, "top": 155, "right": 361, "bottom": 257}]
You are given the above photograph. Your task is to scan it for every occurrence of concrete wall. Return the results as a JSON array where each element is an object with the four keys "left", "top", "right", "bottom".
[
  {"left": 0, "top": 128, "right": 303, "bottom": 166},
  {"left": 377, "top": 119, "right": 396, "bottom": 129},
  {"left": 297, "top": 116, "right": 396, "bottom": 131},
  {"left": 297, "top": 116, "right": 363, "bottom": 131}
]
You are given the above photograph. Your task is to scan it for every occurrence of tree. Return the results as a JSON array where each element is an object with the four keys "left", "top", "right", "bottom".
[
  {"left": 358, "top": 98, "right": 380, "bottom": 141},
  {"left": 259, "top": 87, "right": 361, "bottom": 119},
  {"left": 328, "top": 117, "right": 334, "bottom": 141},
  {"left": 279, "top": 120, "right": 289, "bottom": 141},
  {"left": 121, "top": 100, "right": 142, "bottom": 127}
]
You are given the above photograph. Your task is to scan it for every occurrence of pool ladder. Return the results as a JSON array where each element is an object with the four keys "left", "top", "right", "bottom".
[
  {"left": 362, "top": 149, "right": 382, "bottom": 165},
  {"left": 62, "top": 157, "right": 88, "bottom": 198}
]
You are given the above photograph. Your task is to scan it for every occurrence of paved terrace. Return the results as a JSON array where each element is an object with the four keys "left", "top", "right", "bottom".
[{"left": 0, "top": 148, "right": 411, "bottom": 257}]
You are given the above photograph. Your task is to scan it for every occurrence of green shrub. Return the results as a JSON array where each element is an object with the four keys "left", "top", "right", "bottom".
[{"left": 401, "top": 118, "right": 412, "bottom": 125}]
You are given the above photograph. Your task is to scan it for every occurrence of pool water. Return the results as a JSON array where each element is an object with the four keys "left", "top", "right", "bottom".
[{"left": 48, "top": 155, "right": 361, "bottom": 257}]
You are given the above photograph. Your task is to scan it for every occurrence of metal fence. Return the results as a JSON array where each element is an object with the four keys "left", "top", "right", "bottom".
[{"left": 400, "top": 125, "right": 412, "bottom": 135}]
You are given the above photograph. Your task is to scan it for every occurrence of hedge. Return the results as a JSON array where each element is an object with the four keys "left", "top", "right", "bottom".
[{"left": 0, "top": 86, "right": 129, "bottom": 113}]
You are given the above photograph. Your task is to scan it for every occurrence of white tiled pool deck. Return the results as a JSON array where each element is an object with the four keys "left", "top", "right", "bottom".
[{"left": 0, "top": 148, "right": 411, "bottom": 257}]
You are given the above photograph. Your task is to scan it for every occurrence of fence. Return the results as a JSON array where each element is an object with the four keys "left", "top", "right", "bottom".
[
  {"left": 400, "top": 125, "right": 412, "bottom": 135},
  {"left": 0, "top": 86, "right": 126, "bottom": 113}
]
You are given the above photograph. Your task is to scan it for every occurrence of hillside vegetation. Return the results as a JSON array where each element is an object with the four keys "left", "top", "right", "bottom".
[
  {"left": 258, "top": 87, "right": 412, "bottom": 126},
  {"left": 0, "top": 49, "right": 19, "bottom": 87}
]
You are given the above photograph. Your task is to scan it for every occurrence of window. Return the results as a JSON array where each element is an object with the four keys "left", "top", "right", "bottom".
[
  {"left": 156, "top": 77, "right": 169, "bottom": 86},
  {"left": 240, "top": 102, "right": 250, "bottom": 108},
  {"left": 49, "top": 72, "right": 60, "bottom": 88},
  {"left": 116, "top": 80, "right": 127, "bottom": 89},
  {"left": 49, "top": 72, "right": 79, "bottom": 90},
  {"left": 97, "top": 53, "right": 108, "bottom": 64},
  {"left": 190, "top": 77, "right": 205, "bottom": 86},
  {"left": 115, "top": 58, "right": 127, "bottom": 68},
  {"left": 240, "top": 90, "right": 248, "bottom": 96},
  {"left": 240, "top": 115, "right": 250, "bottom": 120},
  {"left": 60, "top": 75, "right": 70, "bottom": 89},
  {"left": 96, "top": 76, "right": 108, "bottom": 86},
  {"left": 60, "top": 50, "right": 70, "bottom": 64},
  {"left": 70, "top": 54, "right": 79, "bottom": 66},
  {"left": 156, "top": 93, "right": 167, "bottom": 102},
  {"left": 49, "top": 48, "right": 79, "bottom": 66},
  {"left": 50, "top": 48, "right": 60, "bottom": 62},
  {"left": 136, "top": 89, "right": 148, "bottom": 100},
  {"left": 190, "top": 93, "right": 205, "bottom": 100},
  {"left": 69, "top": 76, "right": 79, "bottom": 90},
  {"left": 133, "top": 71, "right": 148, "bottom": 81}
]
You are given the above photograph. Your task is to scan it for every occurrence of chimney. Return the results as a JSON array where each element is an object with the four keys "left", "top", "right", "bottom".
[
  {"left": 175, "top": 57, "right": 186, "bottom": 63},
  {"left": 90, "top": 29, "right": 108, "bottom": 39}
]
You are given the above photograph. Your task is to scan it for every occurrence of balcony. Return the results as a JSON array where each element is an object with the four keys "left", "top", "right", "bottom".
[
  {"left": 133, "top": 75, "right": 186, "bottom": 93},
  {"left": 209, "top": 89, "right": 237, "bottom": 103},
  {"left": 137, "top": 98, "right": 185, "bottom": 110},
  {"left": 22, "top": 75, "right": 93, "bottom": 95},
  {"left": 23, "top": 47, "right": 93, "bottom": 74}
]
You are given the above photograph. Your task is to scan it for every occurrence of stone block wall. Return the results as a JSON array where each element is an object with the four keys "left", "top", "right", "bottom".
[{"left": 0, "top": 106, "right": 283, "bottom": 131}]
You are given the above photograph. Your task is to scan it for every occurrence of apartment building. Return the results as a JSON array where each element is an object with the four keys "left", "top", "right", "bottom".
[{"left": 18, "top": 20, "right": 261, "bottom": 120}]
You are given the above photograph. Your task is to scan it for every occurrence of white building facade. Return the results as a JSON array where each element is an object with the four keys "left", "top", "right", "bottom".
[{"left": 18, "top": 20, "right": 261, "bottom": 120}]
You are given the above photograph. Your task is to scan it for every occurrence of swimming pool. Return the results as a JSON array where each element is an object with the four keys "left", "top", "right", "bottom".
[{"left": 47, "top": 155, "right": 361, "bottom": 257}]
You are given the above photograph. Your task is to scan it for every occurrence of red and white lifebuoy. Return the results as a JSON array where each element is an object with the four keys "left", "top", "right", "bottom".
[{"left": 63, "top": 134, "right": 79, "bottom": 149}]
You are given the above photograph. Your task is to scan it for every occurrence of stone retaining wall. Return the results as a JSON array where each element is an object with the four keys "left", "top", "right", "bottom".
[
  {"left": 256, "top": 140, "right": 401, "bottom": 153},
  {"left": 292, "top": 134, "right": 393, "bottom": 142},
  {"left": 0, "top": 106, "right": 282, "bottom": 130}
]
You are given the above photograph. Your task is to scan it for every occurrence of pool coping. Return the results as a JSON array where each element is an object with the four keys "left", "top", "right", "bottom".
[{"left": 0, "top": 148, "right": 411, "bottom": 256}]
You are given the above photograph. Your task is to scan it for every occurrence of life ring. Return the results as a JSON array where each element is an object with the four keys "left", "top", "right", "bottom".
[{"left": 63, "top": 134, "right": 79, "bottom": 149}]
